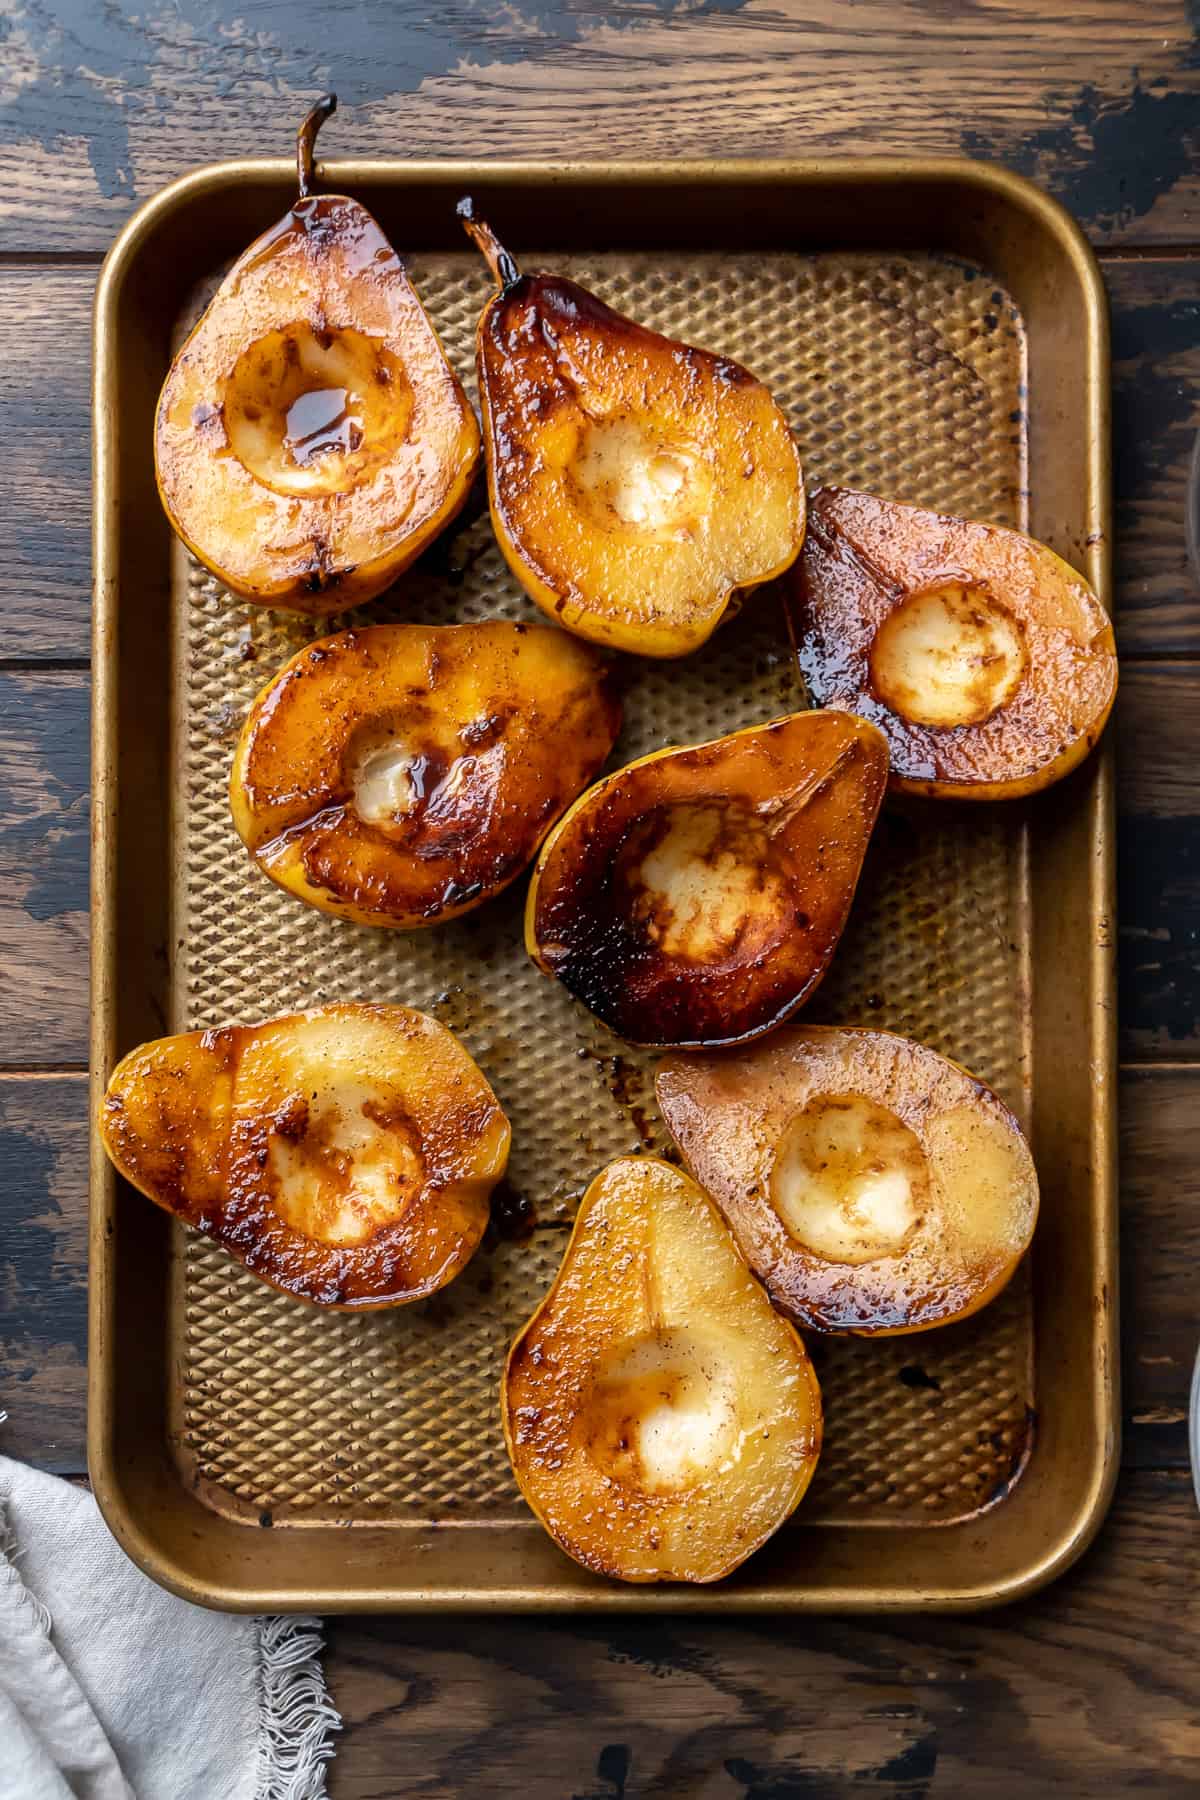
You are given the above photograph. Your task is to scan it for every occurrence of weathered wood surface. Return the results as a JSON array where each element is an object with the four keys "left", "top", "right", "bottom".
[
  {"left": 1117, "top": 666, "right": 1200, "bottom": 1058},
  {"left": 0, "top": 270, "right": 93, "bottom": 660},
  {"left": 0, "top": 672, "right": 88, "bottom": 1065},
  {"left": 1119, "top": 1067, "right": 1200, "bottom": 1466},
  {"left": 0, "top": 0, "right": 1198, "bottom": 252},
  {"left": 1108, "top": 259, "right": 1200, "bottom": 656},
  {"left": 325, "top": 1473, "right": 1200, "bottom": 1799},
  {"left": 0, "top": 1075, "right": 87, "bottom": 1472},
  {"left": 1, "top": 4, "right": 1199, "bottom": 1790}
]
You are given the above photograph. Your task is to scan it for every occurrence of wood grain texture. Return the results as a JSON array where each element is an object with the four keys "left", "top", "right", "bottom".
[
  {"left": 1120, "top": 1067, "right": 1200, "bottom": 1467},
  {"left": 0, "top": 0, "right": 1198, "bottom": 253},
  {"left": 1109, "top": 259, "right": 1200, "bottom": 656},
  {"left": 0, "top": 671, "right": 88, "bottom": 1063},
  {"left": 3, "top": 1063, "right": 1193, "bottom": 1476},
  {"left": 1117, "top": 665, "right": 1200, "bottom": 1057},
  {"left": 0, "top": 4, "right": 1196, "bottom": 1780},
  {"left": 2, "top": 257, "right": 1197, "bottom": 659},
  {"left": 325, "top": 1472, "right": 1200, "bottom": 1800},
  {"left": 0, "top": 1073, "right": 87, "bottom": 1472},
  {"left": 0, "top": 269, "right": 92, "bottom": 660}
]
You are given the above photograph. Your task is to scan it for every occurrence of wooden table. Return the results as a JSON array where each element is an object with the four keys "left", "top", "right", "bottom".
[{"left": 2, "top": 4, "right": 1199, "bottom": 1791}]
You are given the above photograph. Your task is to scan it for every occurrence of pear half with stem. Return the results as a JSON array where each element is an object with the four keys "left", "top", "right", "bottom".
[
  {"left": 230, "top": 620, "right": 621, "bottom": 928},
  {"left": 460, "top": 202, "right": 805, "bottom": 658},
  {"left": 526, "top": 710, "right": 889, "bottom": 1047},
  {"left": 657, "top": 1026, "right": 1039, "bottom": 1335},
  {"left": 156, "top": 98, "right": 480, "bottom": 612},
  {"left": 98, "top": 1004, "right": 511, "bottom": 1308},
  {"left": 503, "top": 1156, "right": 822, "bottom": 1584},
  {"left": 793, "top": 486, "right": 1117, "bottom": 799}
]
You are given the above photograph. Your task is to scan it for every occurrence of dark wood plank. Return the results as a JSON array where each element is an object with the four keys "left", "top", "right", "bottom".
[
  {"left": 1108, "top": 258, "right": 1200, "bottom": 656},
  {"left": 0, "top": 1, "right": 1198, "bottom": 253},
  {"left": 1120, "top": 1066, "right": 1197, "bottom": 1466},
  {"left": 0, "top": 7, "right": 1194, "bottom": 1782},
  {"left": 0, "top": 1074, "right": 87, "bottom": 1472},
  {"left": 0, "top": 269, "right": 92, "bottom": 659},
  {"left": 1117, "top": 664, "right": 1200, "bottom": 1058},
  {"left": 0, "top": 670, "right": 88, "bottom": 1063},
  {"left": 5, "top": 1062, "right": 1193, "bottom": 1478},
  {"left": 325, "top": 1471, "right": 1200, "bottom": 1799},
  {"left": 1, "top": 257, "right": 1195, "bottom": 661}
]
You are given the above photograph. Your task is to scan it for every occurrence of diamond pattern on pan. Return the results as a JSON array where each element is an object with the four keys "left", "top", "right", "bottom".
[{"left": 175, "top": 250, "right": 1032, "bottom": 1525}]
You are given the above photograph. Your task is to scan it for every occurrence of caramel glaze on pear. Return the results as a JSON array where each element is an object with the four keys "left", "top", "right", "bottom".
[
  {"left": 657, "top": 1026, "right": 1039, "bottom": 1336},
  {"left": 503, "top": 1157, "right": 822, "bottom": 1584},
  {"left": 794, "top": 486, "right": 1117, "bottom": 799},
  {"left": 99, "top": 1004, "right": 511, "bottom": 1309},
  {"left": 231, "top": 621, "right": 622, "bottom": 929},
  {"left": 155, "top": 100, "right": 480, "bottom": 613},
  {"left": 460, "top": 201, "right": 805, "bottom": 658},
  {"left": 526, "top": 710, "right": 888, "bottom": 1048}
]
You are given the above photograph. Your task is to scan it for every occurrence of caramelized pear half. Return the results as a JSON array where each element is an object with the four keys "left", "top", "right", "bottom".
[
  {"left": 794, "top": 487, "right": 1117, "bottom": 799},
  {"left": 526, "top": 711, "right": 888, "bottom": 1047},
  {"left": 155, "top": 100, "right": 479, "bottom": 612},
  {"left": 657, "top": 1026, "right": 1038, "bottom": 1335},
  {"left": 98, "top": 1004, "right": 511, "bottom": 1308},
  {"left": 503, "top": 1157, "right": 822, "bottom": 1583},
  {"left": 460, "top": 205, "right": 805, "bottom": 658},
  {"left": 231, "top": 621, "right": 621, "bottom": 928}
]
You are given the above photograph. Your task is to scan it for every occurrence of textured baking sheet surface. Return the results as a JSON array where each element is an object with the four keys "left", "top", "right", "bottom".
[{"left": 170, "top": 249, "right": 1033, "bottom": 1528}]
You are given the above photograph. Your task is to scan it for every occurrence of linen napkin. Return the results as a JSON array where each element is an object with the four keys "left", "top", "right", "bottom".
[{"left": 0, "top": 1450, "right": 339, "bottom": 1800}]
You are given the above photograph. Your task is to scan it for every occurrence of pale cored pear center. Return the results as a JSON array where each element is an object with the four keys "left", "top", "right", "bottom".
[
  {"left": 769, "top": 1092, "right": 930, "bottom": 1264},
  {"left": 869, "top": 583, "right": 1028, "bottom": 729},
  {"left": 348, "top": 735, "right": 493, "bottom": 839},
  {"left": 570, "top": 417, "right": 708, "bottom": 535},
  {"left": 223, "top": 321, "right": 414, "bottom": 498},
  {"left": 620, "top": 800, "right": 787, "bottom": 965},
  {"left": 350, "top": 741, "right": 424, "bottom": 827},
  {"left": 266, "top": 1082, "right": 424, "bottom": 1248},
  {"left": 585, "top": 1328, "right": 740, "bottom": 1495}
]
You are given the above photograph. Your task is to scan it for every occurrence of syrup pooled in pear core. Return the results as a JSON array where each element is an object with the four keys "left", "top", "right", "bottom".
[{"left": 155, "top": 99, "right": 480, "bottom": 612}]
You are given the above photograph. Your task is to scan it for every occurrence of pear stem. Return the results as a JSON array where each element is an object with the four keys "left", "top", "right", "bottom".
[
  {"left": 297, "top": 94, "right": 338, "bottom": 199},
  {"left": 457, "top": 196, "right": 521, "bottom": 290}
]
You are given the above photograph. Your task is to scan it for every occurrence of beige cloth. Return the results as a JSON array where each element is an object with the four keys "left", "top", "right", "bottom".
[{"left": 0, "top": 1454, "right": 338, "bottom": 1800}]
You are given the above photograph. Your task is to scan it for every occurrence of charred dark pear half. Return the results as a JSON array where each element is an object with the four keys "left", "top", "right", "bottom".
[
  {"left": 656, "top": 1026, "right": 1039, "bottom": 1336},
  {"left": 155, "top": 97, "right": 479, "bottom": 614},
  {"left": 98, "top": 1004, "right": 511, "bottom": 1309},
  {"left": 230, "top": 621, "right": 621, "bottom": 929},
  {"left": 793, "top": 486, "right": 1117, "bottom": 800},
  {"left": 459, "top": 200, "right": 805, "bottom": 659},
  {"left": 525, "top": 711, "right": 889, "bottom": 1048},
  {"left": 503, "top": 1157, "right": 822, "bottom": 1584}
]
